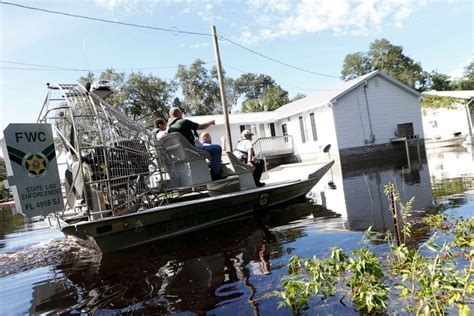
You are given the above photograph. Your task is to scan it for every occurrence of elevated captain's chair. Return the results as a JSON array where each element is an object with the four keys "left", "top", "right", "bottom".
[
  {"left": 222, "top": 152, "right": 256, "bottom": 190},
  {"left": 159, "top": 132, "right": 212, "bottom": 187}
]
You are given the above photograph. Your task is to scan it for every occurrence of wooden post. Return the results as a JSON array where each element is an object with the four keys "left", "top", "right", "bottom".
[
  {"left": 211, "top": 25, "right": 232, "bottom": 151},
  {"left": 404, "top": 139, "right": 411, "bottom": 170},
  {"left": 389, "top": 187, "right": 403, "bottom": 245}
]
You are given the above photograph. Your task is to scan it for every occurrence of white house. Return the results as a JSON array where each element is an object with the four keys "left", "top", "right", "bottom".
[
  {"left": 421, "top": 90, "right": 473, "bottom": 141},
  {"left": 189, "top": 70, "right": 424, "bottom": 162}
]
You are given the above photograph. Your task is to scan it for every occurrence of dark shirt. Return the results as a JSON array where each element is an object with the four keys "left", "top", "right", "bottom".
[{"left": 168, "top": 118, "right": 199, "bottom": 146}]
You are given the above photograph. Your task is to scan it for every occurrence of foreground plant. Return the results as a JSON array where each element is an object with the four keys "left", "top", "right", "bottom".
[{"left": 273, "top": 184, "right": 473, "bottom": 315}]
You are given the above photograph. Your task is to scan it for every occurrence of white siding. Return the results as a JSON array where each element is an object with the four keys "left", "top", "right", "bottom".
[
  {"left": 276, "top": 106, "right": 339, "bottom": 157},
  {"left": 333, "top": 75, "right": 424, "bottom": 149},
  {"left": 196, "top": 125, "right": 243, "bottom": 150},
  {"left": 422, "top": 107, "right": 470, "bottom": 139},
  {"left": 342, "top": 166, "right": 432, "bottom": 230}
]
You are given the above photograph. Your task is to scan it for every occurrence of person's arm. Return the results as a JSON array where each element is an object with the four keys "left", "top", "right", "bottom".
[
  {"left": 197, "top": 120, "right": 215, "bottom": 130},
  {"left": 247, "top": 148, "right": 253, "bottom": 163},
  {"left": 245, "top": 141, "right": 255, "bottom": 164}
]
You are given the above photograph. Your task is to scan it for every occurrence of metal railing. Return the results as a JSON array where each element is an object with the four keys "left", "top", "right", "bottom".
[{"left": 253, "top": 135, "right": 294, "bottom": 158}]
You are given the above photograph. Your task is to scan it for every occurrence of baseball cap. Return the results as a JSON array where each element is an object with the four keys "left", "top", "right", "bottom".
[{"left": 241, "top": 129, "right": 254, "bottom": 137}]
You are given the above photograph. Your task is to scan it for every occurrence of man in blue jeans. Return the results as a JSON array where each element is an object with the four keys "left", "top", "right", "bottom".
[
  {"left": 199, "top": 132, "right": 225, "bottom": 180},
  {"left": 167, "top": 107, "right": 225, "bottom": 181}
]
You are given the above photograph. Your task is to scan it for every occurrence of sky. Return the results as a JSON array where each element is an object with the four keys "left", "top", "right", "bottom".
[{"left": 0, "top": 0, "right": 473, "bottom": 136}]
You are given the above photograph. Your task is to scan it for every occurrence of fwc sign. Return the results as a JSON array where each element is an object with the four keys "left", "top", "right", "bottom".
[{"left": 2, "top": 124, "right": 64, "bottom": 217}]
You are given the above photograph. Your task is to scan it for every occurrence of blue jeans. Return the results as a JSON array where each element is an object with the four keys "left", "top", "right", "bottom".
[{"left": 198, "top": 143, "right": 222, "bottom": 175}]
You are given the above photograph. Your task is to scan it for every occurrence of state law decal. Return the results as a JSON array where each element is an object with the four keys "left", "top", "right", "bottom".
[{"left": 3, "top": 124, "right": 64, "bottom": 217}]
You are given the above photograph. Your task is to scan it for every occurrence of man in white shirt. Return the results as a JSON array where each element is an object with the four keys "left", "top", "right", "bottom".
[
  {"left": 233, "top": 130, "right": 265, "bottom": 187},
  {"left": 153, "top": 118, "right": 168, "bottom": 140}
]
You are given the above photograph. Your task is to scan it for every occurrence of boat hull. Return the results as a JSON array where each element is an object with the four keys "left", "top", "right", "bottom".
[
  {"left": 426, "top": 135, "right": 466, "bottom": 148},
  {"left": 61, "top": 161, "right": 333, "bottom": 253}
]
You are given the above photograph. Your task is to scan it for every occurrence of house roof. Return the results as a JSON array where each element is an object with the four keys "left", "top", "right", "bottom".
[
  {"left": 423, "top": 90, "right": 474, "bottom": 100},
  {"left": 188, "top": 70, "right": 422, "bottom": 124},
  {"left": 273, "top": 70, "right": 421, "bottom": 119},
  {"left": 188, "top": 111, "right": 276, "bottom": 125}
]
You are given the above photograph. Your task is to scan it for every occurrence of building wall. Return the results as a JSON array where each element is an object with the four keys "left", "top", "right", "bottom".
[
  {"left": 332, "top": 75, "right": 424, "bottom": 150},
  {"left": 274, "top": 105, "right": 339, "bottom": 160},
  {"left": 422, "top": 106, "right": 470, "bottom": 139},
  {"left": 195, "top": 124, "right": 243, "bottom": 150},
  {"left": 197, "top": 122, "right": 274, "bottom": 150},
  {"left": 342, "top": 164, "right": 433, "bottom": 231}
]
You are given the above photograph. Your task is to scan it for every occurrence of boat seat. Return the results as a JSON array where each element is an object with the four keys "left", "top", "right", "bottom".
[
  {"left": 160, "top": 132, "right": 210, "bottom": 162},
  {"left": 158, "top": 132, "right": 212, "bottom": 187},
  {"left": 221, "top": 151, "right": 256, "bottom": 190}
]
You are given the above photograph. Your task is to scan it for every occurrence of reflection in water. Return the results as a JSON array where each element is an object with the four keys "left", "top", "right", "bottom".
[
  {"left": 0, "top": 146, "right": 473, "bottom": 315},
  {"left": 51, "top": 204, "right": 338, "bottom": 314},
  {"left": 310, "top": 155, "right": 434, "bottom": 232},
  {"left": 427, "top": 146, "right": 474, "bottom": 200}
]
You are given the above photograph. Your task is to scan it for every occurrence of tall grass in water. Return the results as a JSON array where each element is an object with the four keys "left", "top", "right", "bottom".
[{"left": 272, "top": 183, "right": 473, "bottom": 315}]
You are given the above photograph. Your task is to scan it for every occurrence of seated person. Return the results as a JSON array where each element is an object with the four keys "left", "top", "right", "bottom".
[
  {"left": 167, "top": 107, "right": 225, "bottom": 181},
  {"left": 199, "top": 132, "right": 226, "bottom": 180},
  {"left": 233, "top": 130, "right": 265, "bottom": 187},
  {"left": 153, "top": 118, "right": 168, "bottom": 140}
]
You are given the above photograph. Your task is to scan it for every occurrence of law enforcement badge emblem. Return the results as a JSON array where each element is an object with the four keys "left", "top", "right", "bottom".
[{"left": 22, "top": 152, "right": 48, "bottom": 177}]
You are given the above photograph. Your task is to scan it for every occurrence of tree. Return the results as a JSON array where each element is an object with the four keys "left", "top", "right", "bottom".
[
  {"left": 261, "top": 85, "right": 289, "bottom": 111},
  {"left": 209, "top": 67, "right": 239, "bottom": 113},
  {"left": 78, "top": 71, "right": 95, "bottom": 86},
  {"left": 121, "top": 72, "right": 176, "bottom": 127},
  {"left": 341, "top": 52, "right": 372, "bottom": 80},
  {"left": 341, "top": 39, "right": 428, "bottom": 91},
  {"left": 0, "top": 158, "right": 6, "bottom": 182},
  {"left": 0, "top": 158, "right": 9, "bottom": 200},
  {"left": 78, "top": 70, "right": 175, "bottom": 127},
  {"left": 175, "top": 59, "right": 220, "bottom": 115},
  {"left": 97, "top": 69, "right": 128, "bottom": 110},
  {"left": 290, "top": 93, "right": 307, "bottom": 102},
  {"left": 452, "top": 62, "right": 474, "bottom": 90},
  {"left": 235, "top": 73, "right": 275, "bottom": 100},
  {"left": 427, "top": 71, "right": 452, "bottom": 91},
  {"left": 235, "top": 73, "right": 289, "bottom": 112},
  {"left": 241, "top": 98, "right": 261, "bottom": 113}
]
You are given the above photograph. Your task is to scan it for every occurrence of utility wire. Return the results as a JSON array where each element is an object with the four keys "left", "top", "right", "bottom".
[
  {"left": 223, "top": 63, "right": 336, "bottom": 91},
  {"left": 1, "top": 1, "right": 340, "bottom": 79},
  {"left": 1, "top": 60, "right": 86, "bottom": 71},
  {"left": 220, "top": 36, "right": 340, "bottom": 79},
  {"left": 0, "top": 1, "right": 211, "bottom": 36},
  {"left": 0, "top": 60, "right": 208, "bottom": 72},
  {"left": 0, "top": 66, "right": 82, "bottom": 71}
]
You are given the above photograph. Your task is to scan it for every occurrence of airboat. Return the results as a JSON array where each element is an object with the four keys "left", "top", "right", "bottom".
[{"left": 4, "top": 83, "right": 333, "bottom": 253}]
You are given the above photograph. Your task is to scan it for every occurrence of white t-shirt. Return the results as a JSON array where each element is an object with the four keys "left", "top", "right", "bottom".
[
  {"left": 156, "top": 130, "right": 167, "bottom": 140},
  {"left": 234, "top": 139, "right": 253, "bottom": 161}
]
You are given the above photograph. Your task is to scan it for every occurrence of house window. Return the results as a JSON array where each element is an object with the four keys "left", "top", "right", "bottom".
[
  {"left": 282, "top": 124, "right": 288, "bottom": 142},
  {"left": 240, "top": 124, "right": 252, "bottom": 132},
  {"left": 299, "top": 116, "right": 306, "bottom": 143},
  {"left": 282, "top": 124, "right": 288, "bottom": 135},
  {"left": 310, "top": 113, "right": 317, "bottom": 141},
  {"left": 270, "top": 123, "right": 276, "bottom": 136}
]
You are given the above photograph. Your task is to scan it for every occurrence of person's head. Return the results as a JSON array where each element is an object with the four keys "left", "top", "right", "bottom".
[
  {"left": 241, "top": 129, "right": 254, "bottom": 140},
  {"left": 201, "top": 132, "right": 212, "bottom": 144},
  {"left": 154, "top": 118, "right": 167, "bottom": 131},
  {"left": 169, "top": 107, "right": 183, "bottom": 119}
]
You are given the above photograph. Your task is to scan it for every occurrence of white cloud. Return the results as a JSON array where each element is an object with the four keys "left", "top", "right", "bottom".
[
  {"left": 93, "top": 0, "right": 224, "bottom": 22},
  {"left": 448, "top": 57, "right": 473, "bottom": 79},
  {"left": 190, "top": 42, "right": 210, "bottom": 49},
  {"left": 95, "top": 0, "right": 140, "bottom": 13},
  {"left": 239, "top": 0, "right": 427, "bottom": 44},
  {"left": 91, "top": 0, "right": 427, "bottom": 45}
]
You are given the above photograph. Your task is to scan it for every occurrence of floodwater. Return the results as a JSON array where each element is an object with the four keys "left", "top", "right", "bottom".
[{"left": 1, "top": 146, "right": 473, "bottom": 315}]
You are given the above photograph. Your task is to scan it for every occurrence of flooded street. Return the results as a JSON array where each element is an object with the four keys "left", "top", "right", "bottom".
[{"left": 1, "top": 146, "right": 473, "bottom": 315}]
